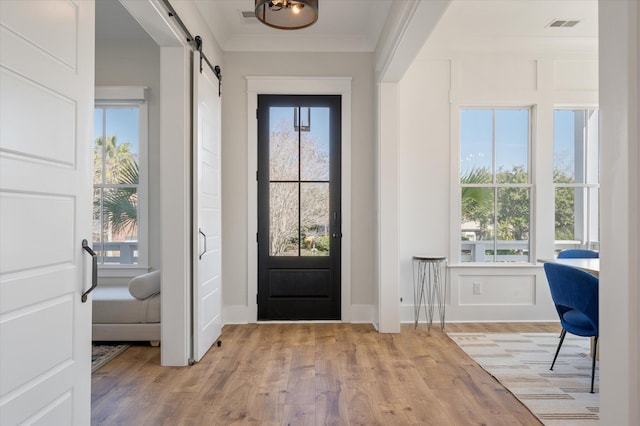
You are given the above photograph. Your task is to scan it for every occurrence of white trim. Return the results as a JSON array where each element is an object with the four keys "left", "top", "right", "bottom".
[
  {"left": 97, "top": 267, "right": 150, "bottom": 278},
  {"left": 158, "top": 46, "right": 191, "bottom": 366},
  {"left": 350, "top": 304, "right": 376, "bottom": 323},
  {"left": 246, "top": 76, "right": 352, "bottom": 323},
  {"left": 92, "top": 98, "right": 149, "bottom": 272},
  {"left": 95, "top": 86, "right": 147, "bottom": 102},
  {"left": 223, "top": 305, "right": 250, "bottom": 324},
  {"left": 377, "top": 82, "right": 400, "bottom": 332},
  {"left": 122, "top": 0, "right": 192, "bottom": 367},
  {"left": 375, "top": 0, "right": 451, "bottom": 82},
  {"left": 455, "top": 106, "right": 535, "bottom": 264}
]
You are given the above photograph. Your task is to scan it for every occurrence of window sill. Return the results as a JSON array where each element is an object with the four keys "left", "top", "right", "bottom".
[
  {"left": 98, "top": 266, "right": 150, "bottom": 279},
  {"left": 449, "top": 262, "right": 539, "bottom": 268}
]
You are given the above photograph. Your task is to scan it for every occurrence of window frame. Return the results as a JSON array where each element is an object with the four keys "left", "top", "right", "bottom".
[
  {"left": 458, "top": 106, "right": 534, "bottom": 264},
  {"left": 94, "top": 86, "right": 149, "bottom": 277},
  {"left": 552, "top": 107, "right": 600, "bottom": 252}
]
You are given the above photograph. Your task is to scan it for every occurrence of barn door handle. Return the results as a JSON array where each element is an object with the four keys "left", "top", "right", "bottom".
[
  {"left": 199, "top": 228, "right": 207, "bottom": 259},
  {"left": 81, "top": 239, "right": 97, "bottom": 303}
]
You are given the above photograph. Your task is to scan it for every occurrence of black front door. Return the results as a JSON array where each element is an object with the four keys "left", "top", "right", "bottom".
[{"left": 257, "top": 95, "right": 341, "bottom": 320}]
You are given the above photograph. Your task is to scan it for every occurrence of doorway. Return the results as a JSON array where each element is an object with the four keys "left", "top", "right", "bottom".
[
  {"left": 97, "top": 0, "right": 194, "bottom": 366},
  {"left": 257, "top": 95, "right": 342, "bottom": 320}
]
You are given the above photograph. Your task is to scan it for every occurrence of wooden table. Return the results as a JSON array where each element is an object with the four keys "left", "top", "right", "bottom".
[{"left": 538, "top": 257, "right": 599, "bottom": 277}]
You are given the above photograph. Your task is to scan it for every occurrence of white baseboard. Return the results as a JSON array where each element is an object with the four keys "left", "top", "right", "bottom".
[
  {"left": 222, "top": 305, "right": 250, "bottom": 324},
  {"left": 222, "top": 304, "right": 376, "bottom": 325},
  {"left": 224, "top": 303, "right": 555, "bottom": 326},
  {"left": 350, "top": 304, "right": 375, "bottom": 323},
  {"left": 399, "top": 303, "right": 558, "bottom": 323}
]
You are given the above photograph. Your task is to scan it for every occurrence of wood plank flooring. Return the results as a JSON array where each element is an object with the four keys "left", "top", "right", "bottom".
[{"left": 91, "top": 322, "right": 560, "bottom": 425}]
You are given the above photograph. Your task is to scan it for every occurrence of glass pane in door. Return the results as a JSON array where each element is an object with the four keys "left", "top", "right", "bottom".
[
  {"left": 301, "top": 182, "right": 330, "bottom": 256},
  {"left": 301, "top": 107, "right": 330, "bottom": 181},
  {"left": 269, "top": 107, "right": 298, "bottom": 181},
  {"left": 269, "top": 182, "right": 299, "bottom": 256}
]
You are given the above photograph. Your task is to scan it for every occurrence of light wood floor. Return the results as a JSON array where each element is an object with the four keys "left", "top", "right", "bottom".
[{"left": 91, "top": 322, "right": 560, "bottom": 425}]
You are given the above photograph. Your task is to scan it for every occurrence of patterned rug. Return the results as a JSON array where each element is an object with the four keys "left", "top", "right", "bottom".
[
  {"left": 91, "top": 344, "right": 129, "bottom": 373},
  {"left": 447, "top": 332, "right": 599, "bottom": 425}
]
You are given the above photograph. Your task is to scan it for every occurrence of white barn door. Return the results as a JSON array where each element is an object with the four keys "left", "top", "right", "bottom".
[
  {"left": 192, "top": 52, "right": 222, "bottom": 362},
  {"left": 0, "top": 1, "right": 94, "bottom": 424}
]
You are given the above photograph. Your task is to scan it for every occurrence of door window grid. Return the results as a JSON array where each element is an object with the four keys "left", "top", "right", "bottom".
[
  {"left": 459, "top": 108, "right": 532, "bottom": 263},
  {"left": 93, "top": 102, "right": 147, "bottom": 267},
  {"left": 269, "top": 106, "right": 331, "bottom": 257},
  {"left": 553, "top": 109, "right": 600, "bottom": 252}
]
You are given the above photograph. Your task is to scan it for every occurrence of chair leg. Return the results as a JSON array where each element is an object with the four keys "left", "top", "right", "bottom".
[
  {"left": 551, "top": 329, "right": 567, "bottom": 371},
  {"left": 591, "top": 335, "right": 598, "bottom": 393}
]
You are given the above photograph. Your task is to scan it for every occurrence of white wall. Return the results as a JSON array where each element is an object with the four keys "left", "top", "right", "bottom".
[
  {"left": 599, "top": 1, "right": 640, "bottom": 423},
  {"left": 221, "top": 52, "right": 376, "bottom": 322},
  {"left": 397, "top": 49, "right": 598, "bottom": 322},
  {"left": 95, "top": 38, "right": 161, "bottom": 285}
]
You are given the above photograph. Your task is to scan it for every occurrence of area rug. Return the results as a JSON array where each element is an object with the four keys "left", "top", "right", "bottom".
[
  {"left": 447, "top": 332, "right": 599, "bottom": 425},
  {"left": 91, "top": 344, "right": 129, "bottom": 373}
]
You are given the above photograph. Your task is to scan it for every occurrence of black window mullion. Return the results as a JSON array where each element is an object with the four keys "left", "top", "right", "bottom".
[{"left": 297, "top": 106, "right": 302, "bottom": 257}]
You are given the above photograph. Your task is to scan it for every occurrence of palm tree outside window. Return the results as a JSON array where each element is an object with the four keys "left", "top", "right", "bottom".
[
  {"left": 459, "top": 108, "right": 532, "bottom": 263},
  {"left": 93, "top": 105, "right": 144, "bottom": 266}
]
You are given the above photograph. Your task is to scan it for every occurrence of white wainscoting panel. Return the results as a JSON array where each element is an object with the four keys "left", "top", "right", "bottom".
[
  {"left": 401, "top": 267, "right": 557, "bottom": 323},
  {"left": 458, "top": 274, "right": 536, "bottom": 306},
  {"left": 554, "top": 60, "right": 599, "bottom": 91}
]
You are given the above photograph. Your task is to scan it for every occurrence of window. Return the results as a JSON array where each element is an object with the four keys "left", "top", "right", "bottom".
[
  {"left": 553, "top": 109, "right": 599, "bottom": 252},
  {"left": 93, "top": 87, "right": 148, "bottom": 269},
  {"left": 460, "top": 108, "right": 531, "bottom": 263}
]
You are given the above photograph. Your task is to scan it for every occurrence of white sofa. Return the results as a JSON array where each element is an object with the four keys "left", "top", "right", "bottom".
[{"left": 92, "top": 270, "right": 161, "bottom": 346}]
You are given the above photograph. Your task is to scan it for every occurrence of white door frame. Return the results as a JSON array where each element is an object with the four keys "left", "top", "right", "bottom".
[
  {"left": 246, "top": 77, "right": 352, "bottom": 323},
  {"left": 120, "top": 0, "right": 190, "bottom": 365}
]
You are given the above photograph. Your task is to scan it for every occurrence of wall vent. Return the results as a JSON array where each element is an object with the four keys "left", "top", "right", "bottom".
[
  {"left": 241, "top": 10, "right": 258, "bottom": 24},
  {"left": 547, "top": 19, "right": 581, "bottom": 28}
]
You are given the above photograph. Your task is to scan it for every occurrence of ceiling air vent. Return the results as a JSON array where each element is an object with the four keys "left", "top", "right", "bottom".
[
  {"left": 242, "top": 10, "right": 258, "bottom": 24},
  {"left": 547, "top": 19, "right": 581, "bottom": 28}
]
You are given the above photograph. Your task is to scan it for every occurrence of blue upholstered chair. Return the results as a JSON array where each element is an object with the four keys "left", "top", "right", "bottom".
[
  {"left": 557, "top": 249, "right": 599, "bottom": 259},
  {"left": 543, "top": 262, "right": 599, "bottom": 393}
]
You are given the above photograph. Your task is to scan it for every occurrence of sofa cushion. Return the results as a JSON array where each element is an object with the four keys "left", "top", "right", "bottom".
[
  {"left": 93, "top": 287, "right": 160, "bottom": 324},
  {"left": 129, "top": 270, "right": 161, "bottom": 300}
]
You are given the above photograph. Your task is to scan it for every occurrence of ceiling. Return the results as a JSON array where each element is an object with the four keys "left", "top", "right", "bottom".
[
  {"left": 96, "top": 0, "right": 598, "bottom": 55},
  {"left": 423, "top": 0, "right": 598, "bottom": 54},
  {"left": 95, "top": 0, "right": 154, "bottom": 41},
  {"left": 193, "top": 0, "right": 394, "bottom": 52}
]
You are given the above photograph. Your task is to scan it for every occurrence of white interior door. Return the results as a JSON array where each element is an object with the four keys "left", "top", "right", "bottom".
[
  {"left": 0, "top": 1, "right": 94, "bottom": 424},
  {"left": 192, "top": 52, "right": 222, "bottom": 362}
]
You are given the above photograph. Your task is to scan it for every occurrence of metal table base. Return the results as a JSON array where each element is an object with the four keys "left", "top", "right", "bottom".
[{"left": 412, "top": 256, "right": 447, "bottom": 332}]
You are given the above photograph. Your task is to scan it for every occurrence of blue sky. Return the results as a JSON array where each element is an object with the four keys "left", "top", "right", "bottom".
[
  {"left": 553, "top": 109, "right": 581, "bottom": 179},
  {"left": 460, "top": 108, "right": 587, "bottom": 180},
  {"left": 94, "top": 107, "right": 139, "bottom": 156},
  {"left": 460, "top": 109, "right": 529, "bottom": 177}
]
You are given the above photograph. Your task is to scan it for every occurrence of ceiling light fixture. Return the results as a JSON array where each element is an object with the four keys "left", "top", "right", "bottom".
[{"left": 255, "top": 0, "right": 318, "bottom": 30}]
